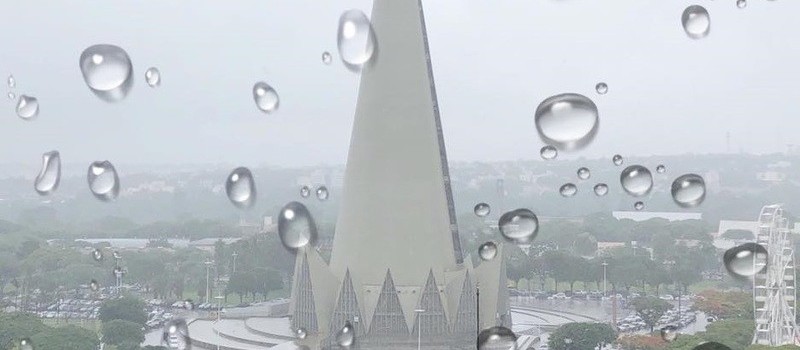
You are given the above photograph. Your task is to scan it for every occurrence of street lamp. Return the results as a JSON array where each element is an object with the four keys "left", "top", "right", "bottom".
[
  {"left": 231, "top": 251, "right": 238, "bottom": 275},
  {"left": 204, "top": 260, "right": 215, "bottom": 304},
  {"left": 601, "top": 261, "right": 609, "bottom": 297},
  {"left": 414, "top": 308, "right": 425, "bottom": 350}
]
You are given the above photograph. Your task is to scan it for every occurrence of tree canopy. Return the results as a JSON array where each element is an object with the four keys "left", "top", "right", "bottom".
[
  {"left": 548, "top": 322, "right": 617, "bottom": 350},
  {"left": 99, "top": 297, "right": 148, "bottom": 325}
]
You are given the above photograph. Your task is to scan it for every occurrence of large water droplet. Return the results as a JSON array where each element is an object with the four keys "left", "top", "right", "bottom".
[
  {"left": 661, "top": 325, "right": 679, "bottom": 342},
  {"left": 682, "top": 5, "right": 711, "bottom": 39},
  {"left": 278, "top": 201, "right": 318, "bottom": 250},
  {"left": 252, "top": 81, "right": 279, "bottom": 113},
  {"left": 316, "top": 186, "right": 329, "bottom": 201},
  {"left": 736, "top": 0, "right": 747, "bottom": 9},
  {"left": 7, "top": 75, "right": 15, "bottom": 88},
  {"left": 634, "top": 201, "right": 644, "bottom": 211},
  {"left": 593, "top": 183, "right": 609, "bottom": 196},
  {"left": 19, "top": 338, "right": 33, "bottom": 350},
  {"left": 16, "top": 95, "right": 39, "bottom": 120},
  {"left": 498, "top": 209, "right": 539, "bottom": 244},
  {"left": 162, "top": 319, "right": 191, "bottom": 350},
  {"left": 723, "top": 243, "right": 768, "bottom": 278},
  {"left": 540, "top": 145, "right": 558, "bottom": 160},
  {"left": 477, "top": 326, "right": 517, "bottom": 350},
  {"left": 300, "top": 185, "right": 310, "bottom": 198},
  {"left": 595, "top": 82, "right": 608, "bottom": 95},
  {"left": 225, "top": 167, "right": 256, "bottom": 209},
  {"left": 479, "top": 242, "right": 498, "bottom": 261},
  {"left": 145, "top": 67, "right": 161, "bottom": 87},
  {"left": 692, "top": 342, "right": 731, "bottom": 350},
  {"left": 620, "top": 165, "right": 653, "bottom": 197},
  {"left": 612, "top": 154, "right": 623, "bottom": 166},
  {"left": 322, "top": 51, "right": 332, "bottom": 65},
  {"left": 577, "top": 167, "right": 591, "bottom": 180},
  {"left": 559, "top": 183, "right": 577, "bottom": 197},
  {"left": 79, "top": 44, "right": 133, "bottom": 102},
  {"left": 337, "top": 10, "right": 376, "bottom": 69},
  {"left": 656, "top": 164, "right": 666, "bottom": 173},
  {"left": 534, "top": 93, "right": 599, "bottom": 151},
  {"left": 34, "top": 151, "right": 60, "bottom": 195},
  {"left": 671, "top": 173, "right": 706, "bottom": 208},
  {"left": 91, "top": 249, "right": 104, "bottom": 262},
  {"left": 87, "top": 161, "right": 120, "bottom": 201},
  {"left": 295, "top": 327, "right": 308, "bottom": 339},
  {"left": 474, "top": 202, "right": 491, "bottom": 217},
  {"left": 335, "top": 321, "right": 355, "bottom": 347}
]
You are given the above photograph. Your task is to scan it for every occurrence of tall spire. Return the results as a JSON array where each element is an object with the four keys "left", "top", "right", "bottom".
[{"left": 330, "top": 0, "right": 463, "bottom": 286}]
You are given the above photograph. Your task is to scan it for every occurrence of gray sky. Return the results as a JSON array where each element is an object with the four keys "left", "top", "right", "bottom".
[{"left": 1, "top": 0, "right": 798, "bottom": 171}]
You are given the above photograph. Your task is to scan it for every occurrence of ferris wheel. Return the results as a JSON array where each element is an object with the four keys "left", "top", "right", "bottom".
[{"left": 752, "top": 204, "right": 799, "bottom": 345}]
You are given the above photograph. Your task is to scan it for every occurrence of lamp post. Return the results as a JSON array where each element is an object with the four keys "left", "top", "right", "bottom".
[
  {"left": 204, "top": 260, "right": 214, "bottom": 304},
  {"left": 414, "top": 308, "right": 425, "bottom": 350},
  {"left": 231, "top": 251, "right": 238, "bottom": 275},
  {"left": 601, "top": 261, "right": 608, "bottom": 297}
]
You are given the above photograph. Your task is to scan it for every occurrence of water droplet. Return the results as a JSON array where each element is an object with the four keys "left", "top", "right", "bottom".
[
  {"left": 595, "top": 82, "right": 608, "bottom": 95},
  {"left": 112, "top": 251, "right": 121, "bottom": 260},
  {"left": 577, "top": 167, "right": 591, "bottom": 180},
  {"left": 91, "top": 249, "right": 104, "bottom": 262},
  {"left": 559, "top": 183, "right": 577, "bottom": 197},
  {"left": 337, "top": 10, "right": 376, "bottom": 69},
  {"left": 671, "top": 173, "right": 706, "bottom": 207},
  {"left": 90, "top": 279, "right": 100, "bottom": 292},
  {"left": 534, "top": 93, "right": 599, "bottom": 151},
  {"left": 593, "top": 183, "right": 609, "bottom": 196},
  {"left": 540, "top": 145, "right": 558, "bottom": 160},
  {"left": 19, "top": 338, "right": 33, "bottom": 350},
  {"left": 87, "top": 161, "right": 120, "bottom": 201},
  {"left": 295, "top": 327, "right": 307, "bottom": 339},
  {"left": 182, "top": 299, "right": 195, "bottom": 311},
  {"left": 661, "top": 325, "right": 679, "bottom": 342},
  {"left": 682, "top": 5, "right": 711, "bottom": 39},
  {"left": 252, "top": 81, "right": 279, "bottom": 113},
  {"left": 7, "top": 92, "right": 15, "bottom": 100},
  {"left": 736, "top": 0, "right": 747, "bottom": 9},
  {"left": 145, "top": 67, "right": 161, "bottom": 87},
  {"left": 656, "top": 164, "right": 666, "bottom": 173},
  {"left": 620, "top": 165, "right": 653, "bottom": 197},
  {"left": 477, "top": 326, "right": 517, "bottom": 350},
  {"left": 79, "top": 44, "right": 134, "bottom": 102},
  {"left": 634, "top": 201, "right": 644, "bottom": 211},
  {"left": 162, "top": 319, "right": 191, "bottom": 350},
  {"left": 278, "top": 201, "right": 318, "bottom": 250},
  {"left": 7, "top": 75, "right": 15, "bottom": 88},
  {"left": 692, "top": 342, "right": 731, "bottom": 350},
  {"left": 16, "top": 95, "right": 39, "bottom": 120},
  {"left": 335, "top": 321, "right": 355, "bottom": 347},
  {"left": 723, "top": 243, "right": 768, "bottom": 278},
  {"left": 478, "top": 241, "right": 498, "bottom": 261},
  {"left": 34, "top": 151, "right": 60, "bottom": 195},
  {"left": 498, "top": 209, "right": 539, "bottom": 244},
  {"left": 612, "top": 154, "right": 623, "bottom": 166},
  {"left": 316, "top": 186, "right": 329, "bottom": 201},
  {"left": 474, "top": 202, "right": 491, "bottom": 217},
  {"left": 322, "top": 51, "right": 332, "bottom": 65},
  {"left": 225, "top": 167, "right": 256, "bottom": 209},
  {"left": 300, "top": 185, "right": 310, "bottom": 198}
]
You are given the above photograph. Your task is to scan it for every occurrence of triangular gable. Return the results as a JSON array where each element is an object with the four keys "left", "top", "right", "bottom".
[
  {"left": 412, "top": 270, "right": 449, "bottom": 337},
  {"left": 369, "top": 269, "right": 409, "bottom": 336},
  {"left": 324, "top": 269, "right": 366, "bottom": 348},
  {"left": 453, "top": 270, "right": 477, "bottom": 334},
  {"left": 291, "top": 251, "right": 318, "bottom": 332}
]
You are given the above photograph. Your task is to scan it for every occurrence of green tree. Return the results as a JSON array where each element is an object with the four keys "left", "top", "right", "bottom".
[
  {"left": 102, "top": 319, "right": 145, "bottom": 347},
  {"left": 99, "top": 297, "right": 148, "bottom": 325},
  {"left": 0, "top": 313, "right": 48, "bottom": 349},
  {"left": 547, "top": 322, "right": 617, "bottom": 350},
  {"left": 631, "top": 297, "right": 672, "bottom": 332},
  {"left": 30, "top": 325, "right": 99, "bottom": 350},
  {"left": 722, "top": 229, "right": 755, "bottom": 240}
]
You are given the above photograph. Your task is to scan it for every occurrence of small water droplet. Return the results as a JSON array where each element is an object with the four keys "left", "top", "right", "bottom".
[
  {"left": 162, "top": 319, "right": 191, "bottom": 350},
  {"left": 252, "top": 81, "right": 279, "bottom": 113},
  {"left": 91, "top": 249, "right": 104, "bottom": 262},
  {"left": 559, "top": 183, "right": 577, "bottom": 197},
  {"left": 593, "top": 183, "right": 609, "bottom": 196},
  {"left": 7, "top": 75, "right": 15, "bottom": 88},
  {"left": 79, "top": 44, "right": 134, "bottom": 102},
  {"left": 477, "top": 326, "right": 517, "bottom": 350},
  {"left": 736, "top": 0, "right": 747, "bottom": 9},
  {"left": 682, "top": 5, "right": 711, "bottom": 39},
  {"left": 612, "top": 154, "right": 623, "bottom": 166},
  {"left": 661, "top": 325, "right": 679, "bottom": 342},
  {"left": 225, "top": 167, "right": 256, "bottom": 209},
  {"left": 634, "top": 201, "right": 644, "bottom": 211},
  {"left": 337, "top": 10, "right": 376, "bottom": 69},
  {"left": 7, "top": 92, "right": 15, "bottom": 100},
  {"left": 692, "top": 342, "right": 731, "bottom": 350},
  {"left": 278, "top": 201, "right": 318, "bottom": 250},
  {"left": 595, "top": 82, "right": 608, "bottom": 95},
  {"left": 474, "top": 202, "right": 491, "bottom": 217},
  {"left": 295, "top": 327, "right": 307, "bottom": 339},
  {"left": 300, "top": 185, "right": 310, "bottom": 198},
  {"left": 540, "top": 145, "right": 558, "bottom": 160},
  {"left": 112, "top": 251, "right": 121, "bottom": 260},
  {"left": 723, "top": 243, "right": 768, "bottom": 278},
  {"left": 19, "top": 338, "right": 33, "bottom": 350},
  {"left": 498, "top": 209, "right": 539, "bottom": 244},
  {"left": 87, "top": 161, "right": 120, "bottom": 201},
  {"left": 478, "top": 242, "right": 498, "bottom": 261},
  {"left": 335, "top": 321, "right": 355, "bottom": 347},
  {"left": 182, "top": 299, "right": 195, "bottom": 311},
  {"left": 34, "top": 151, "right": 60, "bottom": 195},
  {"left": 145, "top": 67, "right": 161, "bottom": 87},
  {"left": 656, "top": 164, "right": 666, "bottom": 173},
  {"left": 16, "top": 95, "right": 39, "bottom": 120},
  {"left": 534, "top": 93, "right": 599, "bottom": 151},
  {"left": 90, "top": 279, "right": 100, "bottom": 292},
  {"left": 620, "top": 165, "right": 653, "bottom": 197},
  {"left": 316, "top": 186, "right": 329, "bottom": 201},
  {"left": 322, "top": 51, "right": 332, "bottom": 65},
  {"left": 577, "top": 167, "right": 591, "bottom": 180},
  {"left": 671, "top": 173, "right": 706, "bottom": 207}
]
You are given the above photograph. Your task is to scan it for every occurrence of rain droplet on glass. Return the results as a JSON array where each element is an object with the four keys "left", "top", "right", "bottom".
[
  {"left": 540, "top": 145, "right": 558, "bottom": 160},
  {"left": 534, "top": 93, "right": 599, "bottom": 151},
  {"left": 322, "top": 51, "right": 332, "bottom": 65},
  {"left": 693, "top": 342, "right": 732, "bottom": 350},
  {"left": 671, "top": 173, "right": 706, "bottom": 208},
  {"left": 162, "top": 319, "right": 191, "bottom": 350},
  {"left": 634, "top": 201, "right": 644, "bottom": 211},
  {"left": 682, "top": 5, "right": 711, "bottom": 39},
  {"left": 498, "top": 209, "right": 539, "bottom": 244},
  {"left": 577, "top": 167, "right": 591, "bottom": 180},
  {"left": 661, "top": 325, "right": 679, "bottom": 342},
  {"left": 7, "top": 75, "right": 15, "bottom": 88},
  {"left": 16, "top": 95, "right": 39, "bottom": 120},
  {"left": 145, "top": 67, "right": 161, "bottom": 87},
  {"left": 252, "top": 81, "right": 279, "bottom": 113},
  {"left": 34, "top": 151, "right": 60, "bottom": 195},
  {"left": 593, "top": 183, "right": 609, "bottom": 197},
  {"left": 300, "top": 185, "right": 310, "bottom": 198},
  {"left": 478, "top": 241, "right": 498, "bottom": 261},
  {"left": 91, "top": 249, "right": 104, "bottom": 262},
  {"left": 612, "top": 154, "right": 624, "bottom": 166},
  {"left": 656, "top": 164, "right": 666, "bottom": 173},
  {"left": 559, "top": 183, "right": 578, "bottom": 197},
  {"left": 316, "top": 186, "right": 329, "bottom": 201},
  {"left": 337, "top": 10, "right": 376, "bottom": 70},
  {"left": 278, "top": 201, "right": 318, "bottom": 250},
  {"left": 595, "top": 82, "right": 608, "bottom": 95},
  {"left": 474, "top": 202, "right": 491, "bottom": 217},
  {"left": 90, "top": 279, "right": 100, "bottom": 292},
  {"left": 723, "top": 243, "right": 768, "bottom": 278},
  {"left": 87, "top": 161, "right": 120, "bottom": 201},
  {"left": 19, "top": 338, "right": 33, "bottom": 350},
  {"left": 225, "top": 167, "right": 256, "bottom": 209},
  {"left": 336, "top": 321, "right": 355, "bottom": 347},
  {"left": 79, "top": 44, "right": 134, "bottom": 102},
  {"left": 295, "top": 327, "right": 308, "bottom": 339},
  {"left": 620, "top": 165, "right": 653, "bottom": 197},
  {"left": 477, "top": 326, "right": 517, "bottom": 350},
  {"left": 7, "top": 92, "right": 15, "bottom": 100},
  {"left": 736, "top": 0, "right": 747, "bottom": 9}
]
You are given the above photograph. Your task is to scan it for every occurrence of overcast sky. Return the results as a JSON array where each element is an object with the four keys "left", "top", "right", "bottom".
[{"left": 0, "top": 0, "right": 798, "bottom": 171}]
